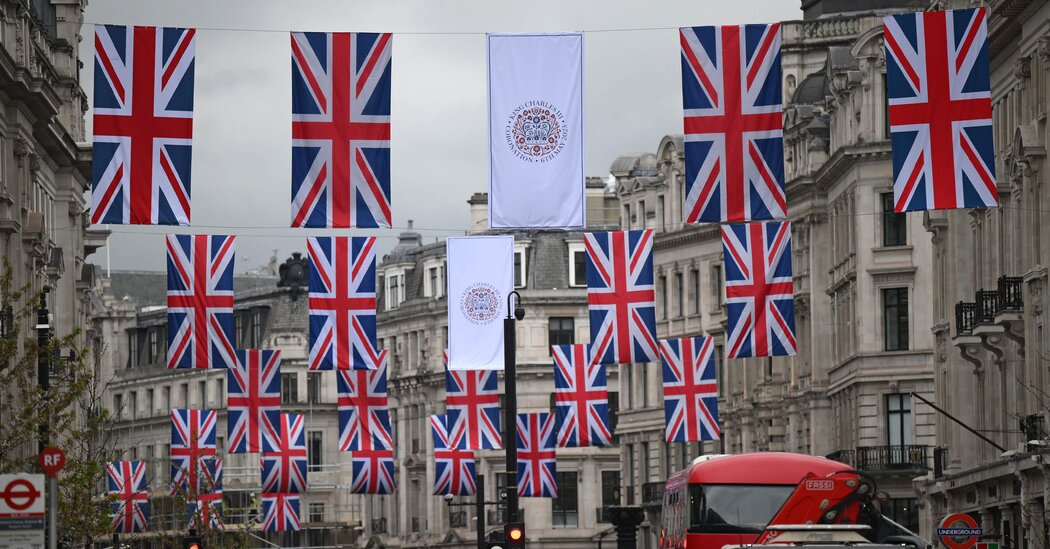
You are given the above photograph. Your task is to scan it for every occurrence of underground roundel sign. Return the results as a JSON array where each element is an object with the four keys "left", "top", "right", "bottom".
[{"left": 937, "top": 513, "right": 983, "bottom": 549}]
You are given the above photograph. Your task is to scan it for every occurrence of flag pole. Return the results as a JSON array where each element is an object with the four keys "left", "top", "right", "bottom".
[{"left": 503, "top": 291, "right": 524, "bottom": 525}]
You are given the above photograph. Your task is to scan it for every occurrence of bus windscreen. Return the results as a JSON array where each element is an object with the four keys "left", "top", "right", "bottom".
[{"left": 688, "top": 484, "right": 796, "bottom": 534}]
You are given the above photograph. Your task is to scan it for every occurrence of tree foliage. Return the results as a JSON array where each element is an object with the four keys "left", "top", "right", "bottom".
[{"left": 0, "top": 264, "right": 113, "bottom": 545}]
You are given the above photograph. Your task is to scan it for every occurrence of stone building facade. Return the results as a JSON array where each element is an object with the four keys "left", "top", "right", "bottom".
[
  {"left": 916, "top": 1, "right": 1050, "bottom": 548},
  {"left": 93, "top": 268, "right": 367, "bottom": 545},
  {"left": 611, "top": 2, "right": 941, "bottom": 545},
  {"left": 358, "top": 183, "right": 627, "bottom": 549}
]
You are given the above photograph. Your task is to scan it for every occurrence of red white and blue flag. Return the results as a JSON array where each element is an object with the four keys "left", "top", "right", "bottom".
[
  {"left": 92, "top": 25, "right": 195, "bottom": 226},
  {"left": 585, "top": 230, "right": 658, "bottom": 364},
  {"left": 170, "top": 408, "right": 217, "bottom": 494},
  {"left": 228, "top": 349, "right": 281, "bottom": 453},
  {"left": 187, "top": 457, "right": 223, "bottom": 531},
  {"left": 308, "top": 236, "right": 382, "bottom": 371},
  {"left": 337, "top": 353, "right": 392, "bottom": 451},
  {"left": 262, "top": 493, "right": 301, "bottom": 532},
  {"left": 107, "top": 460, "right": 149, "bottom": 533},
  {"left": 350, "top": 448, "right": 396, "bottom": 494},
  {"left": 445, "top": 366, "right": 502, "bottom": 450},
  {"left": 166, "top": 234, "right": 236, "bottom": 369},
  {"left": 680, "top": 23, "right": 784, "bottom": 223},
  {"left": 659, "top": 337, "right": 720, "bottom": 442},
  {"left": 552, "top": 343, "right": 613, "bottom": 448},
  {"left": 291, "top": 32, "right": 392, "bottom": 228},
  {"left": 885, "top": 8, "right": 996, "bottom": 211},
  {"left": 722, "top": 221, "right": 797, "bottom": 358},
  {"left": 430, "top": 414, "right": 476, "bottom": 496},
  {"left": 262, "top": 413, "right": 308, "bottom": 494},
  {"left": 516, "top": 412, "right": 557, "bottom": 498}
]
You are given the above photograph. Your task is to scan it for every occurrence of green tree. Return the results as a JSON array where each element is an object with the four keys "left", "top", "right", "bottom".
[{"left": 0, "top": 264, "right": 113, "bottom": 546}]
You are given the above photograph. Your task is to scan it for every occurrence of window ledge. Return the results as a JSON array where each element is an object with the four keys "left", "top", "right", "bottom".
[{"left": 872, "top": 244, "right": 913, "bottom": 253}]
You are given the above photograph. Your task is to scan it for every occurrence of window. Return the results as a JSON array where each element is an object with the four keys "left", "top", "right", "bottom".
[
  {"left": 198, "top": 381, "right": 207, "bottom": 407},
  {"left": 214, "top": 378, "right": 223, "bottom": 403},
  {"left": 623, "top": 204, "right": 632, "bottom": 229},
  {"left": 250, "top": 310, "right": 264, "bottom": 347},
  {"left": 128, "top": 331, "right": 139, "bottom": 368},
  {"left": 386, "top": 272, "right": 405, "bottom": 310},
  {"left": 129, "top": 391, "right": 137, "bottom": 420},
  {"left": 427, "top": 265, "right": 442, "bottom": 298},
  {"left": 146, "top": 389, "right": 155, "bottom": 416},
  {"left": 235, "top": 313, "right": 245, "bottom": 348},
  {"left": 715, "top": 345, "right": 725, "bottom": 395},
  {"left": 607, "top": 392, "right": 620, "bottom": 441},
  {"left": 568, "top": 243, "right": 588, "bottom": 287},
  {"left": 548, "top": 317, "right": 574, "bottom": 353},
  {"left": 282, "top": 373, "right": 299, "bottom": 404},
  {"left": 692, "top": 268, "right": 702, "bottom": 314},
  {"left": 657, "top": 195, "right": 666, "bottom": 231},
  {"left": 641, "top": 442, "right": 651, "bottom": 482},
  {"left": 113, "top": 393, "right": 123, "bottom": 418},
  {"left": 148, "top": 330, "right": 159, "bottom": 363},
  {"left": 883, "top": 288, "right": 909, "bottom": 351},
  {"left": 884, "top": 498, "right": 919, "bottom": 533},
  {"left": 514, "top": 247, "right": 528, "bottom": 289},
  {"left": 601, "top": 470, "right": 621, "bottom": 508},
  {"left": 163, "top": 386, "right": 171, "bottom": 411},
  {"left": 309, "top": 501, "right": 325, "bottom": 523},
  {"left": 689, "top": 484, "right": 796, "bottom": 534},
  {"left": 675, "top": 272, "right": 684, "bottom": 318},
  {"left": 552, "top": 471, "right": 579, "bottom": 527},
  {"left": 881, "top": 193, "right": 907, "bottom": 247},
  {"left": 658, "top": 275, "right": 668, "bottom": 319},
  {"left": 308, "top": 431, "right": 323, "bottom": 472},
  {"left": 307, "top": 372, "right": 322, "bottom": 404},
  {"left": 712, "top": 264, "right": 724, "bottom": 307},
  {"left": 638, "top": 200, "right": 646, "bottom": 229},
  {"left": 886, "top": 394, "right": 913, "bottom": 448},
  {"left": 180, "top": 383, "right": 189, "bottom": 407}
]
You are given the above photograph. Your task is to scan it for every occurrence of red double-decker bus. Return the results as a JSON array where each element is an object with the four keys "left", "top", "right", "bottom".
[{"left": 659, "top": 452, "right": 859, "bottom": 549}]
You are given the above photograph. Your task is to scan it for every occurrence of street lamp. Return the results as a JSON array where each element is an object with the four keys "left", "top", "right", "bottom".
[
  {"left": 502, "top": 291, "right": 524, "bottom": 526},
  {"left": 442, "top": 474, "right": 503, "bottom": 549}
]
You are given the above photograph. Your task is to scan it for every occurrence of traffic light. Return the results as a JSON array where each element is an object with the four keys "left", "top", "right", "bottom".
[
  {"left": 505, "top": 523, "right": 525, "bottom": 548},
  {"left": 182, "top": 534, "right": 202, "bottom": 549}
]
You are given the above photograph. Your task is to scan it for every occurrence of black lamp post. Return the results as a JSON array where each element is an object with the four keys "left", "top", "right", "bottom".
[{"left": 502, "top": 291, "right": 525, "bottom": 526}]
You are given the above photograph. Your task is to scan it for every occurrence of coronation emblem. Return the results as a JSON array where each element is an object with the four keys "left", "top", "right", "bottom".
[
  {"left": 460, "top": 283, "right": 502, "bottom": 326},
  {"left": 506, "top": 100, "right": 567, "bottom": 163}
]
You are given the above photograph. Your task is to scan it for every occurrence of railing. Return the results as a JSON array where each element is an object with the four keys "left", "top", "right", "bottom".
[
  {"left": 827, "top": 445, "right": 929, "bottom": 472},
  {"left": 449, "top": 510, "right": 467, "bottom": 528},
  {"left": 998, "top": 276, "right": 1024, "bottom": 311},
  {"left": 642, "top": 481, "right": 665, "bottom": 507},
  {"left": 955, "top": 301, "right": 977, "bottom": 335},
  {"left": 371, "top": 517, "right": 387, "bottom": 534},
  {"left": 975, "top": 290, "right": 999, "bottom": 324}
]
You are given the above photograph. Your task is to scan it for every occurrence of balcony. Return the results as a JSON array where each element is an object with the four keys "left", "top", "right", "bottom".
[
  {"left": 449, "top": 510, "right": 467, "bottom": 528},
  {"left": 642, "top": 481, "right": 665, "bottom": 508},
  {"left": 955, "top": 302, "right": 977, "bottom": 336},
  {"left": 975, "top": 289, "right": 1000, "bottom": 324},
  {"left": 998, "top": 276, "right": 1024, "bottom": 311},
  {"left": 827, "top": 445, "right": 930, "bottom": 472},
  {"left": 371, "top": 517, "right": 387, "bottom": 534}
]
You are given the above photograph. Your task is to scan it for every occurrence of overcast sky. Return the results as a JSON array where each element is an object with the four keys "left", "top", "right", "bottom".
[{"left": 82, "top": 0, "right": 803, "bottom": 273}]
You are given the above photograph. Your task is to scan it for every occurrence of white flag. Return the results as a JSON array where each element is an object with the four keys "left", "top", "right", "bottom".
[
  {"left": 447, "top": 236, "right": 514, "bottom": 370},
  {"left": 488, "top": 33, "right": 584, "bottom": 229}
]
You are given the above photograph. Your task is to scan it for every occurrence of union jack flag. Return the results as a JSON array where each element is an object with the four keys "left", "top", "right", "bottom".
[
  {"left": 431, "top": 414, "right": 476, "bottom": 496},
  {"left": 585, "top": 230, "right": 658, "bottom": 364},
  {"left": 92, "top": 25, "right": 195, "bottom": 226},
  {"left": 337, "top": 353, "right": 392, "bottom": 451},
  {"left": 308, "top": 236, "right": 382, "bottom": 371},
  {"left": 516, "top": 412, "right": 557, "bottom": 498},
  {"left": 262, "top": 493, "right": 301, "bottom": 532},
  {"left": 166, "top": 234, "right": 236, "bottom": 369},
  {"left": 187, "top": 457, "right": 223, "bottom": 531},
  {"left": 659, "top": 337, "right": 720, "bottom": 442},
  {"left": 170, "top": 409, "right": 217, "bottom": 494},
  {"left": 291, "top": 32, "right": 392, "bottom": 228},
  {"left": 552, "top": 343, "right": 613, "bottom": 448},
  {"left": 445, "top": 367, "right": 502, "bottom": 450},
  {"left": 228, "top": 349, "right": 281, "bottom": 453},
  {"left": 107, "top": 460, "right": 149, "bottom": 533},
  {"left": 262, "top": 413, "right": 308, "bottom": 493},
  {"left": 722, "top": 221, "right": 797, "bottom": 358},
  {"left": 885, "top": 8, "right": 996, "bottom": 211},
  {"left": 680, "top": 23, "right": 784, "bottom": 223},
  {"left": 350, "top": 448, "right": 396, "bottom": 494}
]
